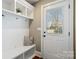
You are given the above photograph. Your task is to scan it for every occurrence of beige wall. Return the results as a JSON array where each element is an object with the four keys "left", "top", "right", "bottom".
[{"left": 29, "top": 0, "right": 56, "bottom": 51}]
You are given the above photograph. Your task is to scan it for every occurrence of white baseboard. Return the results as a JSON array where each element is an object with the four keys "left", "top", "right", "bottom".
[
  {"left": 28, "top": 51, "right": 42, "bottom": 59},
  {"left": 35, "top": 51, "right": 41, "bottom": 57}
]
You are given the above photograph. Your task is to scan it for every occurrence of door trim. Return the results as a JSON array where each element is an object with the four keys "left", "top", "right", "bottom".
[{"left": 41, "top": 0, "right": 75, "bottom": 59}]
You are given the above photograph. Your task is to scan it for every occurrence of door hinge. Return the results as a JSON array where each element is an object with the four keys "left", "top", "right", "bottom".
[
  {"left": 68, "top": 32, "right": 70, "bottom": 36},
  {"left": 68, "top": 4, "right": 70, "bottom": 9}
]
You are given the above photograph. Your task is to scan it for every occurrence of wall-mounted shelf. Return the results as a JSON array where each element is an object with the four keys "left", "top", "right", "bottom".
[
  {"left": 2, "top": 0, "right": 15, "bottom": 11},
  {"left": 2, "top": 0, "right": 34, "bottom": 19},
  {"left": 2, "top": 9, "right": 33, "bottom": 20}
]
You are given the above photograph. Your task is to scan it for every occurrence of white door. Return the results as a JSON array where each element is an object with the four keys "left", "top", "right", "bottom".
[{"left": 41, "top": 0, "right": 73, "bottom": 59}]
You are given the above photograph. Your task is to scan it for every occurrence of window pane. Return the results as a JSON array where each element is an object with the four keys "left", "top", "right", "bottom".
[{"left": 46, "top": 7, "right": 64, "bottom": 34}]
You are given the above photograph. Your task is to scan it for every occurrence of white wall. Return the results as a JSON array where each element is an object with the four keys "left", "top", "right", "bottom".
[
  {"left": 29, "top": 0, "right": 56, "bottom": 51},
  {"left": 2, "top": 11, "right": 29, "bottom": 51}
]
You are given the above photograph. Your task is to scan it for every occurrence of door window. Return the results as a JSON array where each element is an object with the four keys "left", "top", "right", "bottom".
[{"left": 46, "top": 7, "right": 64, "bottom": 34}]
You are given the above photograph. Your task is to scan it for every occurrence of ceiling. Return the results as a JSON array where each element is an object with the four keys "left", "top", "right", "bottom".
[{"left": 25, "top": 0, "right": 39, "bottom": 4}]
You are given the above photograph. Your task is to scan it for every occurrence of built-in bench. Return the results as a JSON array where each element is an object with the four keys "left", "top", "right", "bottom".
[{"left": 3, "top": 44, "right": 36, "bottom": 59}]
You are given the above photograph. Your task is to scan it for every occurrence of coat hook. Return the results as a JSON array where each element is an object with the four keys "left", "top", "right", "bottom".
[
  {"left": 2, "top": 14, "right": 5, "bottom": 16},
  {"left": 16, "top": 17, "right": 18, "bottom": 19}
]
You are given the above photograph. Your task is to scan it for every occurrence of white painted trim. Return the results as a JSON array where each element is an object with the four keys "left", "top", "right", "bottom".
[
  {"left": 70, "top": 0, "right": 74, "bottom": 58},
  {"left": 41, "top": 0, "right": 65, "bottom": 8},
  {"left": 2, "top": 9, "right": 33, "bottom": 19},
  {"left": 14, "top": 0, "right": 16, "bottom": 12},
  {"left": 16, "top": 0, "right": 34, "bottom": 9},
  {"left": 41, "top": 4, "right": 44, "bottom": 58}
]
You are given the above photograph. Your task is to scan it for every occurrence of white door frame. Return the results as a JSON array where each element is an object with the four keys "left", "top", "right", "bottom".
[{"left": 41, "top": 0, "right": 74, "bottom": 58}]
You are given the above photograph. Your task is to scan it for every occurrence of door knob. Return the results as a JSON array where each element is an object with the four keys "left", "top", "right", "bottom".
[{"left": 43, "top": 35, "right": 46, "bottom": 37}]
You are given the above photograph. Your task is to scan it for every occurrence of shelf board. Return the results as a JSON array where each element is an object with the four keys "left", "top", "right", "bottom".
[
  {"left": 16, "top": 0, "right": 34, "bottom": 9},
  {"left": 3, "top": 44, "right": 36, "bottom": 59},
  {"left": 2, "top": 9, "right": 33, "bottom": 20}
]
